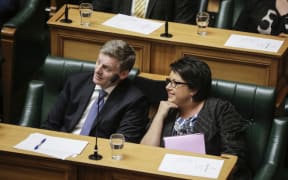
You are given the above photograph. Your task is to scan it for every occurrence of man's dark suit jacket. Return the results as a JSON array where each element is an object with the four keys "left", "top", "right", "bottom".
[
  {"left": 42, "top": 72, "right": 149, "bottom": 143},
  {"left": 92, "top": 0, "right": 199, "bottom": 24}
]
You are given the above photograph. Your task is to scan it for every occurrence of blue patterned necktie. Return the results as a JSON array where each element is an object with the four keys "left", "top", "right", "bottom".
[{"left": 80, "top": 89, "right": 107, "bottom": 135}]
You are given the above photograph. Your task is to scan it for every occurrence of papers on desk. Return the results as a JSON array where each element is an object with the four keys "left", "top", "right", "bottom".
[
  {"left": 14, "top": 133, "right": 88, "bottom": 160},
  {"left": 163, "top": 133, "right": 206, "bottom": 154},
  {"left": 102, "top": 14, "right": 163, "bottom": 35},
  {"left": 224, "top": 34, "right": 284, "bottom": 52},
  {"left": 159, "top": 154, "right": 224, "bottom": 179}
]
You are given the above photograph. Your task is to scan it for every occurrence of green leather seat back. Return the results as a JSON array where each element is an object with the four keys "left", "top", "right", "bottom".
[
  {"left": 211, "top": 79, "right": 275, "bottom": 174},
  {"left": 214, "top": 0, "right": 247, "bottom": 29},
  {"left": 40, "top": 56, "right": 96, "bottom": 124}
]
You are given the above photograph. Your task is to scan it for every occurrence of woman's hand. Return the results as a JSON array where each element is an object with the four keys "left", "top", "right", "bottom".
[{"left": 156, "top": 100, "right": 178, "bottom": 119}]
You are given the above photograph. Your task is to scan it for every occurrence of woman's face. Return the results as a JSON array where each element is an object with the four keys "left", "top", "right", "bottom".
[{"left": 166, "top": 71, "right": 196, "bottom": 107}]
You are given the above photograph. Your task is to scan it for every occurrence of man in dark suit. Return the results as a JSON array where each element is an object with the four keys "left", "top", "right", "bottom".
[
  {"left": 42, "top": 40, "right": 149, "bottom": 143},
  {"left": 92, "top": 0, "right": 199, "bottom": 24}
]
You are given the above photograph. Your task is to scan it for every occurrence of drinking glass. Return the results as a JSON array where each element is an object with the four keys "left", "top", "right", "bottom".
[
  {"left": 110, "top": 133, "right": 125, "bottom": 160},
  {"left": 79, "top": 3, "right": 93, "bottom": 26},
  {"left": 196, "top": 12, "right": 210, "bottom": 36}
]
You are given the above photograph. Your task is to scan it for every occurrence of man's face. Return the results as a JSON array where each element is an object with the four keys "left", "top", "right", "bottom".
[{"left": 93, "top": 53, "right": 121, "bottom": 89}]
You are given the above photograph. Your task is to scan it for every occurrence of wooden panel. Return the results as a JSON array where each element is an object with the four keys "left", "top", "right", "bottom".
[
  {"left": 78, "top": 166, "right": 178, "bottom": 180},
  {"left": 1, "top": 27, "right": 16, "bottom": 121},
  {"left": 64, "top": 39, "right": 101, "bottom": 61},
  {"left": 177, "top": 46, "right": 277, "bottom": 86},
  {"left": 150, "top": 43, "right": 178, "bottom": 75},
  {"left": 0, "top": 153, "right": 76, "bottom": 180},
  {"left": 204, "top": 59, "right": 270, "bottom": 85},
  {"left": 50, "top": 28, "right": 150, "bottom": 71}
]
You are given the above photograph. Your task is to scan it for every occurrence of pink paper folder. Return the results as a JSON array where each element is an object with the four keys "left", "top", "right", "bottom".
[{"left": 163, "top": 133, "right": 206, "bottom": 154}]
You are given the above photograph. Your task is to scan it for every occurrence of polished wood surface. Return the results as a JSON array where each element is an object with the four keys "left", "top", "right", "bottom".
[
  {"left": 47, "top": 5, "right": 288, "bottom": 107},
  {"left": 0, "top": 123, "right": 236, "bottom": 180}
]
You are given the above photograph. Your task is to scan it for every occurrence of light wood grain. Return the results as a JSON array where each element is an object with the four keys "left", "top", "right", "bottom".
[{"left": 0, "top": 123, "right": 237, "bottom": 180}]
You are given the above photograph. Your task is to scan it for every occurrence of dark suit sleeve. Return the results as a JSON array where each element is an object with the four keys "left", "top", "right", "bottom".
[
  {"left": 41, "top": 80, "right": 71, "bottom": 131},
  {"left": 216, "top": 101, "right": 252, "bottom": 180},
  {"left": 233, "top": 1, "right": 256, "bottom": 31},
  {"left": 116, "top": 95, "right": 149, "bottom": 143},
  {"left": 173, "top": 0, "right": 199, "bottom": 24},
  {"left": 92, "top": 0, "right": 113, "bottom": 12}
]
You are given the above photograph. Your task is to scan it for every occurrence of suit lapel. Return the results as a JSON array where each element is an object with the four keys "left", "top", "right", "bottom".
[
  {"left": 70, "top": 80, "right": 95, "bottom": 130},
  {"left": 146, "top": 0, "right": 156, "bottom": 18},
  {"left": 90, "top": 79, "right": 128, "bottom": 131},
  {"left": 118, "top": 0, "right": 133, "bottom": 15}
]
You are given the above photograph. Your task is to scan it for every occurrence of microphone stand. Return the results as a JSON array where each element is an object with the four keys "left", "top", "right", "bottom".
[
  {"left": 160, "top": 0, "right": 172, "bottom": 38},
  {"left": 88, "top": 92, "right": 103, "bottom": 160},
  {"left": 89, "top": 135, "right": 102, "bottom": 160},
  {"left": 60, "top": 0, "right": 72, "bottom": 23},
  {"left": 160, "top": 21, "right": 172, "bottom": 38}
]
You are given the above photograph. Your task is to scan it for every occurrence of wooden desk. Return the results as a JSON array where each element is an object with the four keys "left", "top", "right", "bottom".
[
  {"left": 0, "top": 123, "right": 236, "bottom": 180},
  {"left": 48, "top": 5, "right": 288, "bottom": 86}
]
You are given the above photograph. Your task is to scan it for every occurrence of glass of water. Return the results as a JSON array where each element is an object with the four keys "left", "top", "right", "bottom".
[
  {"left": 196, "top": 12, "right": 210, "bottom": 36},
  {"left": 110, "top": 133, "right": 125, "bottom": 160},
  {"left": 79, "top": 3, "right": 93, "bottom": 26}
]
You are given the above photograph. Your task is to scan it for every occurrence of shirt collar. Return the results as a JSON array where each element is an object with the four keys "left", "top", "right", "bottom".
[{"left": 95, "top": 84, "right": 117, "bottom": 96}]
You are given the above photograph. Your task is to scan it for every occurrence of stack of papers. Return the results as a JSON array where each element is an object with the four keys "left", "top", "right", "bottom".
[
  {"left": 102, "top": 14, "right": 163, "bottom": 35},
  {"left": 14, "top": 133, "right": 88, "bottom": 159},
  {"left": 224, "top": 34, "right": 284, "bottom": 52},
  {"left": 159, "top": 154, "right": 224, "bottom": 179}
]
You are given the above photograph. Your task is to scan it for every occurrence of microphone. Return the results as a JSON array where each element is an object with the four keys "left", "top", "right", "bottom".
[
  {"left": 160, "top": 0, "right": 172, "bottom": 38},
  {"left": 60, "top": 0, "right": 72, "bottom": 23},
  {"left": 89, "top": 133, "right": 102, "bottom": 160},
  {"left": 160, "top": 21, "right": 172, "bottom": 38},
  {"left": 88, "top": 89, "right": 106, "bottom": 160},
  {"left": 110, "top": 74, "right": 120, "bottom": 84}
]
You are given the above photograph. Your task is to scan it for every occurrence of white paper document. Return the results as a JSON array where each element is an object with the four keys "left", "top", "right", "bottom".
[
  {"left": 14, "top": 133, "right": 88, "bottom": 159},
  {"left": 224, "top": 34, "right": 284, "bottom": 52},
  {"left": 158, "top": 154, "right": 224, "bottom": 179},
  {"left": 102, "top": 14, "right": 163, "bottom": 35}
]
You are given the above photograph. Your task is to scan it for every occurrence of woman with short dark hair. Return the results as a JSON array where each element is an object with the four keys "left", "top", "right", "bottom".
[{"left": 141, "top": 56, "right": 251, "bottom": 180}]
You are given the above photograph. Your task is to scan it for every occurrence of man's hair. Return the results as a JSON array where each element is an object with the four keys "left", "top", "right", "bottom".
[
  {"left": 100, "top": 40, "right": 136, "bottom": 71},
  {"left": 170, "top": 56, "right": 212, "bottom": 102}
]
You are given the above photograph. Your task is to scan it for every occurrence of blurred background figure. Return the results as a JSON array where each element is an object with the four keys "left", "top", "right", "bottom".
[
  {"left": 0, "top": 0, "right": 19, "bottom": 29},
  {"left": 92, "top": 0, "right": 200, "bottom": 24},
  {"left": 234, "top": 0, "right": 288, "bottom": 36}
]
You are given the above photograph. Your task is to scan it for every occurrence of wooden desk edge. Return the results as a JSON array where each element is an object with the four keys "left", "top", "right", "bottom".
[{"left": 0, "top": 123, "right": 237, "bottom": 180}]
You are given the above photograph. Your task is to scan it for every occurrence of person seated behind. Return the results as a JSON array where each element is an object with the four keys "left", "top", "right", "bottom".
[
  {"left": 234, "top": 0, "right": 288, "bottom": 36},
  {"left": 92, "top": 0, "right": 199, "bottom": 24},
  {"left": 0, "top": 0, "right": 19, "bottom": 29},
  {"left": 42, "top": 39, "right": 149, "bottom": 143},
  {"left": 0, "top": 0, "right": 19, "bottom": 51},
  {"left": 141, "top": 56, "right": 251, "bottom": 179}
]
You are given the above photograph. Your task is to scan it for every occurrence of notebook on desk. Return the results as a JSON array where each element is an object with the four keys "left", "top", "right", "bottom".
[{"left": 163, "top": 133, "right": 205, "bottom": 154}]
